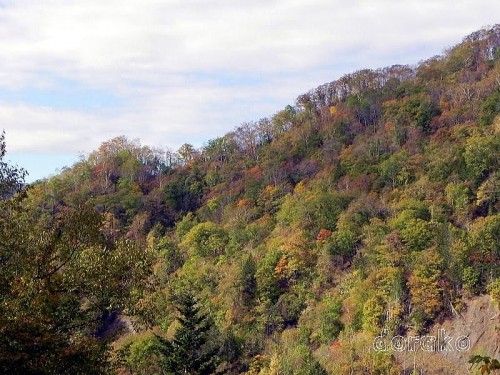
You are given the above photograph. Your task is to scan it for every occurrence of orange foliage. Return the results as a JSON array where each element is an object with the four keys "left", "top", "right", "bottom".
[
  {"left": 316, "top": 229, "right": 332, "bottom": 243},
  {"left": 248, "top": 165, "right": 263, "bottom": 178},
  {"left": 236, "top": 198, "right": 252, "bottom": 208},
  {"left": 274, "top": 256, "right": 289, "bottom": 276}
]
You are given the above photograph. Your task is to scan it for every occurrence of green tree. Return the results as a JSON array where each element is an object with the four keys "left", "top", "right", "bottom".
[
  {"left": 329, "top": 224, "right": 358, "bottom": 258},
  {"left": 487, "top": 278, "right": 500, "bottom": 308},
  {"left": 464, "top": 134, "right": 499, "bottom": 184},
  {"left": 156, "top": 292, "right": 219, "bottom": 374},
  {"left": 0, "top": 204, "right": 152, "bottom": 374},
  {"left": 379, "top": 150, "right": 413, "bottom": 188},
  {"left": 180, "top": 222, "right": 228, "bottom": 258},
  {"left": 118, "top": 332, "right": 161, "bottom": 374},
  {"left": 0, "top": 136, "right": 153, "bottom": 374},
  {"left": 154, "top": 236, "right": 184, "bottom": 281},
  {"left": 408, "top": 247, "right": 444, "bottom": 331},
  {"left": 468, "top": 215, "right": 500, "bottom": 282},
  {"left": 239, "top": 255, "right": 257, "bottom": 304},
  {"left": 445, "top": 182, "right": 471, "bottom": 212},
  {"left": 479, "top": 91, "right": 500, "bottom": 126},
  {"left": 399, "top": 218, "right": 434, "bottom": 251},
  {"left": 0, "top": 131, "right": 27, "bottom": 199}
]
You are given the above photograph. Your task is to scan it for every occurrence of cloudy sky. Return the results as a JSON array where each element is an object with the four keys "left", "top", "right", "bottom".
[{"left": 0, "top": 0, "right": 498, "bottom": 181}]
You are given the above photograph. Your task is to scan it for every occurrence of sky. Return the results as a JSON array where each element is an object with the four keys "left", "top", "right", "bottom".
[{"left": 0, "top": 1, "right": 498, "bottom": 182}]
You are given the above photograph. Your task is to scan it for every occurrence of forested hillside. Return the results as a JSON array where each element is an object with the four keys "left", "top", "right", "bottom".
[{"left": 1, "top": 25, "right": 499, "bottom": 374}]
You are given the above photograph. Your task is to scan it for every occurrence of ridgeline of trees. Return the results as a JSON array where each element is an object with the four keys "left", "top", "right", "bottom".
[{"left": 1, "top": 25, "right": 500, "bottom": 374}]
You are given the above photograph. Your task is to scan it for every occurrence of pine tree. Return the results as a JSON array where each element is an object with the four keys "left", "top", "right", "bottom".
[
  {"left": 156, "top": 292, "right": 219, "bottom": 374},
  {"left": 240, "top": 255, "right": 256, "bottom": 303}
]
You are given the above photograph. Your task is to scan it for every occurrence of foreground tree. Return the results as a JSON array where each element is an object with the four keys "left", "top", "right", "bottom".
[
  {"left": 0, "top": 131, "right": 26, "bottom": 199},
  {"left": 0, "top": 133, "right": 152, "bottom": 374}
]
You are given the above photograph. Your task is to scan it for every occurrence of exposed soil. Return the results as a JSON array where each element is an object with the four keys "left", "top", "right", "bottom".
[{"left": 394, "top": 295, "right": 499, "bottom": 374}]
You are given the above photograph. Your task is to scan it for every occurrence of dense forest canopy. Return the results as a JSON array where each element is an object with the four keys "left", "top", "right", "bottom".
[{"left": 1, "top": 25, "right": 500, "bottom": 374}]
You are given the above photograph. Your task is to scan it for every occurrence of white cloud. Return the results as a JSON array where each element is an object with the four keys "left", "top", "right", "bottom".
[
  {"left": 0, "top": 75, "right": 305, "bottom": 153},
  {"left": 2, "top": 0, "right": 497, "bottom": 84},
  {"left": 0, "top": 0, "right": 498, "bottom": 165}
]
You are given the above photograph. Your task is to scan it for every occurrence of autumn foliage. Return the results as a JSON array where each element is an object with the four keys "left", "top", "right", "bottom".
[{"left": 1, "top": 25, "right": 500, "bottom": 374}]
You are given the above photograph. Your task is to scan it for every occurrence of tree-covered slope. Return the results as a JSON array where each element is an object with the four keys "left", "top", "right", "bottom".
[{"left": 2, "top": 25, "right": 500, "bottom": 374}]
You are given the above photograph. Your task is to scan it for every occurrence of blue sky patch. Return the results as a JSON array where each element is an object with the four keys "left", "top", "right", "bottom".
[{"left": 0, "top": 77, "right": 122, "bottom": 111}]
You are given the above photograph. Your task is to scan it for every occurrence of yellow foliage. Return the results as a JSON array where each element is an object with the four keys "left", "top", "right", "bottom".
[{"left": 293, "top": 180, "right": 307, "bottom": 195}]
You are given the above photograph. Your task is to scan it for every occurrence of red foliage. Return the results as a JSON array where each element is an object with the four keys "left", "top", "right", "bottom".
[{"left": 330, "top": 341, "right": 342, "bottom": 350}]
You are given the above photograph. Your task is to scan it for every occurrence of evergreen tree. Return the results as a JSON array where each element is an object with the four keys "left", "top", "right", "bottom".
[
  {"left": 239, "top": 255, "right": 257, "bottom": 303},
  {"left": 156, "top": 292, "right": 219, "bottom": 374}
]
